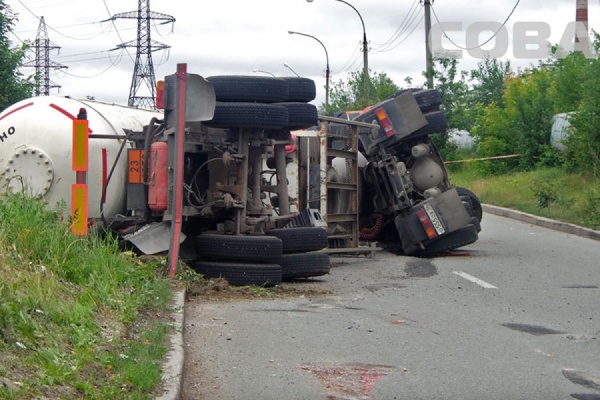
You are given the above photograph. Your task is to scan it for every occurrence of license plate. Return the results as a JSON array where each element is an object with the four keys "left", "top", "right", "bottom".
[{"left": 423, "top": 203, "right": 445, "bottom": 235}]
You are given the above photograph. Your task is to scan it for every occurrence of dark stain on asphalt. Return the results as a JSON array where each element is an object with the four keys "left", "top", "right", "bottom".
[
  {"left": 563, "top": 369, "right": 600, "bottom": 391},
  {"left": 363, "top": 283, "right": 407, "bottom": 292},
  {"left": 404, "top": 259, "right": 437, "bottom": 278},
  {"left": 501, "top": 323, "right": 566, "bottom": 336}
]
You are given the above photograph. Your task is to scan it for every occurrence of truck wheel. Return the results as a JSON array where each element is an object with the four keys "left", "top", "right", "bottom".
[
  {"left": 195, "top": 234, "right": 283, "bottom": 263},
  {"left": 190, "top": 260, "right": 282, "bottom": 286},
  {"left": 267, "top": 227, "right": 328, "bottom": 253},
  {"left": 206, "top": 75, "right": 289, "bottom": 103},
  {"left": 204, "top": 103, "right": 289, "bottom": 130},
  {"left": 279, "top": 102, "right": 318, "bottom": 130},
  {"left": 409, "top": 111, "right": 448, "bottom": 137},
  {"left": 388, "top": 88, "right": 442, "bottom": 112},
  {"left": 414, "top": 224, "right": 479, "bottom": 257},
  {"left": 280, "top": 77, "right": 316, "bottom": 102},
  {"left": 455, "top": 186, "right": 483, "bottom": 222},
  {"left": 278, "top": 252, "right": 330, "bottom": 280}
]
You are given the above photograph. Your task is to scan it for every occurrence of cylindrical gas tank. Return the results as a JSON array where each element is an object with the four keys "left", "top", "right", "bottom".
[
  {"left": 148, "top": 141, "right": 169, "bottom": 212},
  {"left": 0, "top": 95, "right": 162, "bottom": 219}
]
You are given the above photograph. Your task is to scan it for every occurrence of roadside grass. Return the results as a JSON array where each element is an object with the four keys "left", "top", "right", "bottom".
[
  {"left": 0, "top": 193, "right": 174, "bottom": 399},
  {"left": 448, "top": 165, "right": 600, "bottom": 230}
]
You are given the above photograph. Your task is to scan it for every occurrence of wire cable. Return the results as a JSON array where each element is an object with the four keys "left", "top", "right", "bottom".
[
  {"left": 15, "top": 0, "right": 106, "bottom": 41},
  {"left": 372, "top": 14, "right": 424, "bottom": 54},
  {"left": 431, "top": 0, "right": 521, "bottom": 51},
  {"left": 371, "top": 0, "right": 420, "bottom": 50}
]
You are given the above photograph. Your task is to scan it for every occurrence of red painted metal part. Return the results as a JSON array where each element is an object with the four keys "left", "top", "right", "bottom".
[
  {"left": 148, "top": 141, "right": 168, "bottom": 212},
  {"left": 168, "top": 63, "right": 188, "bottom": 278},
  {"left": 101, "top": 148, "right": 107, "bottom": 204}
]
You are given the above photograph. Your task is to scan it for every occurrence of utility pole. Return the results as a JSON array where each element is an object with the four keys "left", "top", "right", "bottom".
[
  {"left": 24, "top": 16, "right": 67, "bottom": 96},
  {"left": 112, "top": 0, "right": 175, "bottom": 109},
  {"left": 424, "top": 0, "right": 434, "bottom": 89}
]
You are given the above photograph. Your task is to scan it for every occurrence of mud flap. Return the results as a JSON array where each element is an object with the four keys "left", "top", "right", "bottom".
[{"left": 124, "top": 221, "right": 187, "bottom": 255}]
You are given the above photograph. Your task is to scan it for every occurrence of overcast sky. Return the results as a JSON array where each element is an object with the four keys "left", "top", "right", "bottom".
[{"left": 6, "top": 0, "right": 599, "bottom": 107}]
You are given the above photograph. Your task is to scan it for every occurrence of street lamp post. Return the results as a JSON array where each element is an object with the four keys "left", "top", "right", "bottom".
[
  {"left": 306, "top": 0, "right": 367, "bottom": 80},
  {"left": 283, "top": 63, "right": 300, "bottom": 77},
  {"left": 252, "top": 69, "right": 275, "bottom": 77},
  {"left": 288, "top": 30, "right": 330, "bottom": 108}
]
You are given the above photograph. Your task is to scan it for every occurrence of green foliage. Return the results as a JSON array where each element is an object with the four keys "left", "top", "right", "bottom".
[
  {"left": 473, "top": 67, "right": 555, "bottom": 172},
  {"left": 469, "top": 58, "right": 511, "bottom": 109},
  {"left": 548, "top": 51, "right": 590, "bottom": 113},
  {"left": 0, "top": 193, "right": 173, "bottom": 399},
  {"left": 325, "top": 70, "right": 399, "bottom": 113},
  {"left": 530, "top": 179, "right": 560, "bottom": 208},
  {"left": 561, "top": 42, "right": 600, "bottom": 176},
  {"left": 0, "top": 1, "right": 34, "bottom": 111},
  {"left": 450, "top": 166, "right": 600, "bottom": 230},
  {"left": 431, "top": 57, "right": 469, "bottom": 131}
]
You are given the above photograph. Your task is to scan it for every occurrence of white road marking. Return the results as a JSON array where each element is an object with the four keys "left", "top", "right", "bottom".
[{"left": 453, "top": 271, "right": 498, "bottom": 289}]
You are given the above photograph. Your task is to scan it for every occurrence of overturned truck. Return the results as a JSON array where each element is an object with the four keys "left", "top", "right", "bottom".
[
  {"left": 0, "top": 68, "right": 481, "bottom": 285},
  {"left": 351, "top": 89, "right": 481, "bottom": 256}
]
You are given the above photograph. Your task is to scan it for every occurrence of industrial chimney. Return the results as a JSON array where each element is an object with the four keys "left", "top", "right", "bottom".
[{"left": 574, "top": 0, "right": 589, "bottom": 52}]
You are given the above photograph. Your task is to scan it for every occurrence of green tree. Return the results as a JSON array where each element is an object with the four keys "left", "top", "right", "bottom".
[
  {"left": 324, "top": 70, "right": 399, "bottom": 114},
  {"left": 0, "top": 1, "right": 34, "bottom": 111},
  {"left": 469, "top": 58, "right": 511, "bottom": 109},
  {"left": 564, "top": 45, "right": 600, "bottom": 175},
  {"left": 473, "top": 67, "right": 555, "bottom": 173}
]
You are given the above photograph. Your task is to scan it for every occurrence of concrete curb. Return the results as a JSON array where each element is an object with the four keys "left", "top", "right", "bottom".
[
  {"left": 157, "top": 289, "right": 186, "bottom": 400},
  {"left": 483, "top": 204, "right": 600, "bottom": 241}
]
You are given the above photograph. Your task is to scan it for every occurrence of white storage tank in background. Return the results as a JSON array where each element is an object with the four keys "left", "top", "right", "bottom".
[
  {"left": 0, "top": 96, "right": 162, "bottom": 219},
  {"left": 550, "top": 112, "right": 573, "bottom": 152}
]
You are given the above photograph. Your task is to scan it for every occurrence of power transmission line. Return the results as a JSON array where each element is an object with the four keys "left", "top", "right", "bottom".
[
  {"left": 431, "top": 0, "right": 521, "bottom": 51},
  {"left": 371, "top": 0, "right": 421, "bottom": 51}
]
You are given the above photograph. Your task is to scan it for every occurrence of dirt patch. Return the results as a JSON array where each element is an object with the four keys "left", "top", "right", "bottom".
[{"left": 185, "top": 277, "right": 334, "bottom": 302}]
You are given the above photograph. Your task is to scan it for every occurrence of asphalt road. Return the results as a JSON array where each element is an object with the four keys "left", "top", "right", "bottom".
[{"left": 180, "top": 213, "right": 600, "bottom": 400}]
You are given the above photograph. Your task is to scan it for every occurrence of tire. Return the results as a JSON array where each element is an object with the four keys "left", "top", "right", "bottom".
[
  {"left": 414, "top": 224, "right": 479, "bottom": 257},
  {"left": 278, "top": 252, "right": 330, "bottom": 280},
  {"left": 279, "top": 102, "right": 318, "bottom": 130},
  {"left": 280, "top": 77, "right": 316, "bottom": 102},
  {"left": 267, "top": 227, "right": 328, "bottom": 253},
  {"left": 409, "top": 111, "right": 448, "bottom": 137},
  {"left": 388, "top": 88, "right": 442, "bottom": 112},
  {"left": 190, "top": 260, "right": 282, "bottom": 286},
  {"left": 195, "top": 234, "right": 283, "bottom": 263},
  {"left": 455, "top": 186, "right": 483, "bottom": 223},
  {"left": 204, "top": 102, "right": 289, "bottom": 130},
  {"left": 206, "top": 75, "right": 289, "bottom": 103}
]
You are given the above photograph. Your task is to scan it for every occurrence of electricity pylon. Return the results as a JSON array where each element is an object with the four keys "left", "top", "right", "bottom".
[
  {"left": 23, "top": 16, "right": 67, "bottom": 96},
  {"left": 112, "top": 0, "right": 175, "bottom": 109}
]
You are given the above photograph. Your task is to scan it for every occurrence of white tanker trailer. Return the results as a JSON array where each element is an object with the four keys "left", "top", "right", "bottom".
[{"left": 0, "top": 95, "right": 161, "bottom": 219}]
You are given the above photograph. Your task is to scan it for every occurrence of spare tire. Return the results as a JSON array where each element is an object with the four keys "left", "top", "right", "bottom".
[
  {"left": 206, "top": 75, "right": 289, "bottom": 103},
  {"left": 278, "top": 252, "right": 330, "bottom": 280},
  {"left": 195, "top": 234, "right": 283, "bottom": 263},
  {"left": 280, "top": 77, "right": 316, "bottom": 102},
  {"left": 204, "top": 102, "right": 289, "bottom": 130},
  {"left": 267, "top": 227, "right": 328, "bottom": 253}
]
